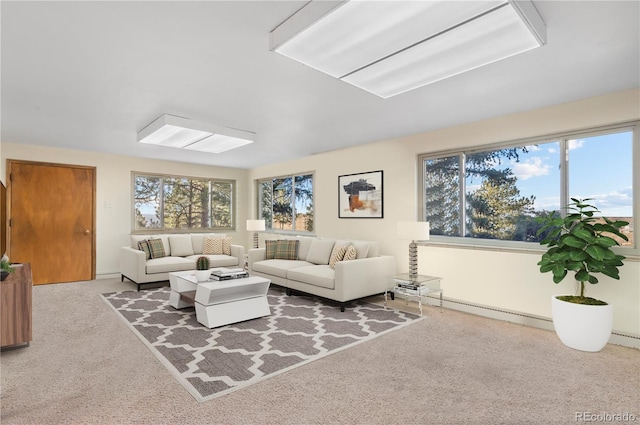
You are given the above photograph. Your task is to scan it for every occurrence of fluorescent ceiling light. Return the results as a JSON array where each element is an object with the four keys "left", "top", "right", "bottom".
[
  {"left": 270, "top": 0, "right": 546, "bottom": 98},
  {"left": 137, "top": 114, "right": 255, "bottom": 154}
]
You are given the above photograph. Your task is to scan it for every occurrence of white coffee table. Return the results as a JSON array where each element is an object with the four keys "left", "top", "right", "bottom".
[{"left": 168, "top": 271, "right": 271, "bottom": 328}]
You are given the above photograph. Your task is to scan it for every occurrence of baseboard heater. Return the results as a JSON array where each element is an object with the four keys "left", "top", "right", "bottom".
[{"left": 422, "top": 294, "right": 639, "bottom": 350}]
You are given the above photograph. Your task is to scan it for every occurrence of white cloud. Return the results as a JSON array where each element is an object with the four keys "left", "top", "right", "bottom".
[
  {"left": 568, "top": 139, "right": 585, "bottom": 150},
  {"left": 512, "top": 157, "right": 551, "bottom": 180},
  {"left": 571, "top": 187, "right": 633, "bottom": 216}
]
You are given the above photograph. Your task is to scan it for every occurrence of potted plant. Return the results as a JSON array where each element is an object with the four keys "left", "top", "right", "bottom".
[
  {"left": 195, "top": 256, "right": 211, "bottom": 282},
  {"left": 536, "top": 198, "right": 628, "bottom": 352},
  {"left": 1, "top": 256, "right": 15, "bottom": 281}
]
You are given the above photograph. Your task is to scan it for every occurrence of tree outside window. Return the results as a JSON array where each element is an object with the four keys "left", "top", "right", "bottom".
[
  {"left": 421, "top": 125, "right": 635, "bottom": 247},
  {"left": 134, "top": 174, "right": 235, "bottom": 231},
  {"left": 258, "top": 173, "right": 314, "bottom": 233}
]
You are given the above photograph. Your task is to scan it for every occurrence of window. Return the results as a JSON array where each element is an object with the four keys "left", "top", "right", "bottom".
[
  {"left": 419, "top": 124, "right": 636, "bottom": 249},
  {"left": 133, "top": 173, "right": 235, "bottom": 231},
  {"left": 258, "top": 173, "right": 314, "bottom": 233}
]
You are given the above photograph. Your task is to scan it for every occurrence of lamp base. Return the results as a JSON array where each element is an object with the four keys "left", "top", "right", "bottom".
[{"left": 408, "top": 242, "right": 418, "bottom": 276}]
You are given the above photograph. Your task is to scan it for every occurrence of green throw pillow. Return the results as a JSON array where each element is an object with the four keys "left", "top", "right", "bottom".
[
  {"left": 147, "top": 238, "right": 166, "bottom": 259},
  {"left": 275, "top": 240, "right": 299, "bottom": 260},
  {"left": 265, "top": 240, "right": 299, "bottom": 260},
  {"left": 137, "top": 240, "right": 151, "bottom": 260},
  {"left": 265, "top": 240, "right": 278, "bottom": 259}
]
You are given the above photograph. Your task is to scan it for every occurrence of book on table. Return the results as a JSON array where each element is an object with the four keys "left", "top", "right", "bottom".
[{"left": 210, "top": 267, "right": 248, "bottom": 280}]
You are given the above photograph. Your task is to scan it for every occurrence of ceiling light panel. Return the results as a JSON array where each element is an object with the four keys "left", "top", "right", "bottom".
[
  {"left": 274, "top": 0, "right": 504, "bottom": 79},
  {"left": 183, "top": 134, "right": 254, "bottom": 154},
  {"left": 137, "top": 115, "right": 213, "bottom": 147},
  {"left": 270, "top": 0, "right": 546, "bottom": 98},
  {"left": 343, "top": 3, "right": 543, "bottom": 98},
  {"left": 137, "top": 114, "right": 255, "bottom": 154}
]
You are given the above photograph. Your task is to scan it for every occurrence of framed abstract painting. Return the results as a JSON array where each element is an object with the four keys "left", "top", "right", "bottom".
[{"left": 338, "top": 170, "right": 383, "bottom": 218}]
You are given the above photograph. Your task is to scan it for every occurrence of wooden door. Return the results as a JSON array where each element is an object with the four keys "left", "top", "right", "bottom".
[{"left": 8, "top": 161, "right": 95, "bottom": 285}]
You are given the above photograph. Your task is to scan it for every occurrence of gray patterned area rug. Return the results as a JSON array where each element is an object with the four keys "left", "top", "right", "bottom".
[{"left": 101, "top": 286, "right": 422, "bottom": 402}]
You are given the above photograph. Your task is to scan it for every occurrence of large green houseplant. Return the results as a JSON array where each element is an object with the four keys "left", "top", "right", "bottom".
[{"left": 536, "top": 198, "right": 628, "bottom": 351}]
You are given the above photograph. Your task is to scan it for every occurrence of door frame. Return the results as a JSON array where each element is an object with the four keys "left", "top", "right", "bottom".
[{"left": 6, "top": 159, "right": 96, "bottom": 282}]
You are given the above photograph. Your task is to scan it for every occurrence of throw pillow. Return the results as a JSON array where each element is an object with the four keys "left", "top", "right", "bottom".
[
  {"left": 274, "top": 240, "right": 299, "bottom": 260},
  {"left": 329, "top": 244, "right": 347, "bottom": 269},
  {"left": 203, "top": 236, "right": 231, "bottom": 255},
  {"left": 265, "top": 240, "right": 299, "bottom": 260},
  {"left": 137, "top": 240, "right": 151, "bottom": 260},
  {"left": 147, "top": 238, "right": 166, "bottom": 259},
  {"left": 265, "top": 240, "right": 278, "bottom": 259},
  {"left": 342, "top": 244, "right": 357, "bottom": 262}
]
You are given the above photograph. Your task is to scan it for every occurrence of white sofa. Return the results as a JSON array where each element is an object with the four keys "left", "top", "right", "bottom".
[
  {"left": 248, "top": 236, "right": 395, "bottom": 311},
  {"left": 120, "top": 233, "right": 244, "bottom": 291}
]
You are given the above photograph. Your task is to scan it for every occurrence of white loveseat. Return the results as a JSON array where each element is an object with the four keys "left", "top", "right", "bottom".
[
  {"left": 248, "top": 236, "right": 395, "bottom": 311},
  {"left": 120, "top": 233, "right": 244, "bottom": 291}
]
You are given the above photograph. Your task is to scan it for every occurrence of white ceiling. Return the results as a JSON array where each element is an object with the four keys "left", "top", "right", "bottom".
[{"left": 2, "top": 1, "right": 639, "bottom": 169}]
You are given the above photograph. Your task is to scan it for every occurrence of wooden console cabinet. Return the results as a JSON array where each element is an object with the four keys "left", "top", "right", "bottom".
[{"left": 1, "top": 263, "right": 32, "bottom": 349}]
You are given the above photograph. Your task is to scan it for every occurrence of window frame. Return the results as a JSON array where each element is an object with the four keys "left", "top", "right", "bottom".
[
  {"left": 131, "top": 171, "right": 237, "bottom": 234},
  {"left": 418, "top": 121, "right": 639, "bottom": 256},
  {"left": 257, "top": 171, "right": 315, "bottom": 235}
]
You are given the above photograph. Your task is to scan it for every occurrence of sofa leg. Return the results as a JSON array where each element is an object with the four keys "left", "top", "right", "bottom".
[
  {"left": 121, "top": 274, "right": 124, "bottom": 282},
  {"left": 286, "top": 288, "right": 291, "bottom": 296},
  {"left": 340, "top": 303, "right": 346, "bottom": 312}
]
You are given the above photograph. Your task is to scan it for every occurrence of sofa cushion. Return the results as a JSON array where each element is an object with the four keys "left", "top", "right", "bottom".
[
  {"left": 253, "top": 259, "right": 312, "bottom": 279},
  {"left": 296, "top": 236, "right": 314, "bottom": 260},
  {"left": 147, "top": 238, "right": 166, "bottom": 259},
  {"left": 186, "top": 254, "right": 238, "bottom": 268},
  {"left": 329, "top": 244, "right": 347, "bottom": 269},
  {"left": 137, "top": 240, "right": 151, "bottom": 260},
  {"left": 191, "top": 233, "right": 226, "bottom": 255},
  {"left": 169, "top": 235, "right": 194, "bottom": 257},
  {"left": 306, "top": 239, "right": 335, "bottom": 265},
  {"left": 203, "top": 236, "right": 231, "bottom": 255},
  {"left": 287, "top": 265, "right": 335, "bottom": 290},
  {"left": 146, "top": 256, "right": 194, "bottom": 274}
]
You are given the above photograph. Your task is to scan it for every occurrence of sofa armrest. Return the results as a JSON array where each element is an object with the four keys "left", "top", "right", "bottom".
[
  {"left": 247, "top": 248, "right": 266, "bottom": 274},
  {"left": 120, "top": 246, "right": 146, "bottom": 283},
  {"left": 333, "top": 255, "right": 396, "bottom": 301},
  {"left": 230, "top": 244, "right": 245, "bottom": 267}
]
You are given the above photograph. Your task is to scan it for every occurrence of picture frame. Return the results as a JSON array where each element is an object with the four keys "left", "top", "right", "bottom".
[{"left": 338, "top": 170, "right": 383, "bottom": 218}]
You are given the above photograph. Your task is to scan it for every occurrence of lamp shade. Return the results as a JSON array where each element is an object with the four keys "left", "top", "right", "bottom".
[
  {"left": 397, "top": 221, "right": 430, "bottom": 241},
  {"left": 246, "top": 219, "right": 266, "bottom": 232}
]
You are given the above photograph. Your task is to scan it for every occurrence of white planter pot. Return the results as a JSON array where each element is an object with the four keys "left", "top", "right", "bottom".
[
  {"left": 551, "top": 295, "right": 613, "bottom": 352},
  {"left": 195, "top": 270, "right": 211, "bottom": 282}
]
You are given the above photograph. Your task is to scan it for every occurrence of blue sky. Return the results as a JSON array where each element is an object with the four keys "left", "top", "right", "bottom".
[{"left": 467, "top": 130, "right": 633, "bottom": 217}]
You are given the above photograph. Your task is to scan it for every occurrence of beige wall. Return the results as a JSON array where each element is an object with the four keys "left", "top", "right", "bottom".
[
  {"left": 0, "top": 144, "right": 250, "bottom": 277},
  {"left": 249, "top": 88, "right": 640, "bottom": 337},
  {"left": 1, "top": 88, "right": 638, "bottom": 338}
]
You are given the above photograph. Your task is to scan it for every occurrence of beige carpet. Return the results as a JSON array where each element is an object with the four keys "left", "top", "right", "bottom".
[{"left": 1, "top": 278, "right": 638, "bottom": 425}]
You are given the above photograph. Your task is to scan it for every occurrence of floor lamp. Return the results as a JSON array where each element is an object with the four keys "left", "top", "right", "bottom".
[
  {"left": 397, "top": 221, "right": 430, "bottom": 277},
  {"left": 246, "top": 219, "right": 266, "bottom": 249}
]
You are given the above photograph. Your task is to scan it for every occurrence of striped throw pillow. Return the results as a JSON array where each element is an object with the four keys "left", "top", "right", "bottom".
[
  {"left": 147, "top": 238, "right": 166, "bottom": 259},
  {"left": 329, "top": 244, "right": 347, "bottom": 269},
  {"left": 342, "top": 244, "right": 357, "bottom": 262}
]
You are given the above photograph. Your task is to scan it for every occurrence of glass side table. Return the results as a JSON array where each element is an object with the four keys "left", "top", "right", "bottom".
[{"left": 384, "top": 273, "right": 443, "bottom": 315}]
